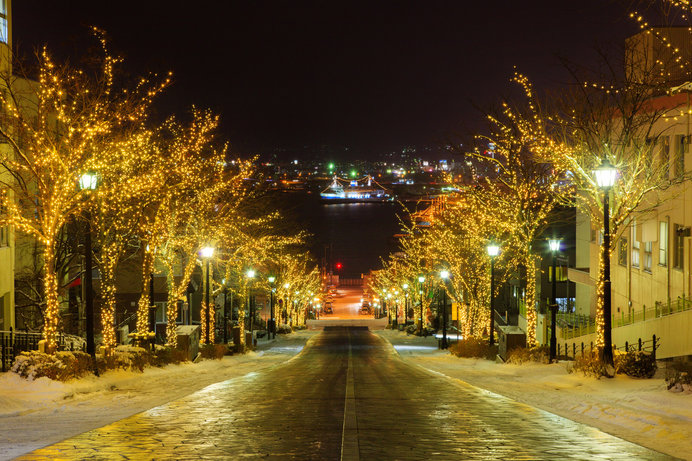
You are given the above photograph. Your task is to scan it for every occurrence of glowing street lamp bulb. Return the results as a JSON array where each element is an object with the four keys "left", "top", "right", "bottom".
[
  {"left": 440, "top": 270, "right": 450, "bottom": 279},
  {"left": 246, "top": 269, "right": 255, "bottom": 278},
  {"left": 200, "top": 246, "right": 214, "bottom": 258},
  {"left": 549, "top": 239, "right": 561, "bottom": 253},
  {"left": 418, "top": 276, "right": 425, "bottom": 283},
  {"left": 487, "top": 244, "right": 500, "bottom": 257},
  {"left": 593, "top": 158, "right": 618, "bottom": 189},
  {"left": 284, "top": 283, "right": 290, "bottom": 289},
  {"left": 268, "top": 276, "right": 276, "bottom": 283},
  {"left": 402, "top": 283, "right": 409, "bottom": 290},
  {"left": 79, "top": 172, "right": 98, "bottom": 190}
]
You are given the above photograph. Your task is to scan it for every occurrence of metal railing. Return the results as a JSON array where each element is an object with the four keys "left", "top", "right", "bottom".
[
  {"left": 557, "top": 334, "right": 659, "bottom": 360},
  {"left": 613, "top": 295, "right": 692, "bottom": 328},
  {"left": 1, "top": 328, "right": 68, "bottom": 372}
]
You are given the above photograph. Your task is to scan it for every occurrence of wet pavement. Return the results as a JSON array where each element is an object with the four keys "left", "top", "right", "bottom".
[{"left": 19, "top": 327, "right": 676, "bottom": 460}]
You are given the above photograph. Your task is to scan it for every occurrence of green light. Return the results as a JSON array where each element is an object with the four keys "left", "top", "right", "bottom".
[
  {"left": 350, "top": 170, "right": 357, "bottom": 177},
  {"left": 328, "top": 163, "right": 334, "bottom": 170}
]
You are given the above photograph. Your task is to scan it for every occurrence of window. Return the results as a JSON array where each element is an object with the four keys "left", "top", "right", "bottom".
[
  {"left": 660, "top": 136, "right": 670, "bottom": 179},
  {"left": 548, "top": 265, "right": 568, "bottom": 282},
  {"left": 660, "top": 221, "right": 668, "bottom": 266},
  {"left": 674, "top": 224, "right": 688, "bottom": 270},
  {"left": 619, "top": 237, "right": 628, "bottom": 266},
  {"left": 0, "top": 203, "right": 7, "bottom": 247},
  {"left": 0, "top": 0, "right": 6, "bottom": 44},
  {"left": 675, "top": 135, "right": 686, "bottom": 179},
  {"left": 645, "top": 137, "right": 654, "bottom": 167},
  {"left": 632, "top": 239, "right": 640, "bottom": 268},
  {"left": 644, "top": 242, "right": 652, "bottom": 272}
]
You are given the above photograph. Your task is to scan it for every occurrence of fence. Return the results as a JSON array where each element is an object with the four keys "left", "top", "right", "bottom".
[
  {"left": 1, "top": 328, "right": 68, "bottom": 372},
  {"left": 556, "top": 334, "right": 659, "bottom": 360},
  {"left": 559, "top": 313, "right": 597, "bottom": 340},
  {"left": 614, "top": 295, "right": 692, "bottom": 328}
]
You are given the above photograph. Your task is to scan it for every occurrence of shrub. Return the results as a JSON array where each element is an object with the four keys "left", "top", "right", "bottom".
[
  {"left": 506, "top": 346, "right": 550, "bottom": 364},
  {"left": 12, "top": 351, "right": 93, "bottom": 381},
  {"left": 293, "top": 324, "right": 307, "bottom": 331},
  {"left": 664, "top": 361, "right": 692, "bottom": 392},
  {"left": 404, "top": 324, "right": 435, "bottom": 336},
  {"left": 615, "top": 350, "right": 657, "bottom": 378},
  {"left": 568, "top": 352, "right": 616, "bottom": 378},
  {"left": 449, "top": 338, "right": 498, "bottom": 360},
  {"left": 276, "top": 324, "right": 292, "bottom": 334},
  {"left": 200, "top": 344, "right": 226, "bottom": 360}
]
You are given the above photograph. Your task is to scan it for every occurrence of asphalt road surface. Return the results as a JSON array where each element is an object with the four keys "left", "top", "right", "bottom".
[{"left": 20, "top": 327, "right": 675, "bottom": 460}]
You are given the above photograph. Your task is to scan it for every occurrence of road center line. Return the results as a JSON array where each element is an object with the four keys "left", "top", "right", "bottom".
[{"left": 340, "top": 329, "right": 359, "bottom": 461}]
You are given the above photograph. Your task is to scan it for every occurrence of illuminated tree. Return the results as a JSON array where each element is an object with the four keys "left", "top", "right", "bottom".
[
  {"left": 0, "top": 31, "right": 169, "bottom": 352},
  {"left": 462, "top": 75, "right": 567, "bottom": 346}
]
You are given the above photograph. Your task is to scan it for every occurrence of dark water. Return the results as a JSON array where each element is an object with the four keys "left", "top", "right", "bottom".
[{"left": 278, "top": 192, "right": 405, "bottom": 277}]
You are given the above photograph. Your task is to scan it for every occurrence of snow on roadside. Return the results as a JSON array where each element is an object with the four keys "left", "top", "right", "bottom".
[
  {"left": 0, "top": 330, "right": 317, "bottom": 460},
  {"left": 376, "top": 329, "right": 692, "bottom": 461}
]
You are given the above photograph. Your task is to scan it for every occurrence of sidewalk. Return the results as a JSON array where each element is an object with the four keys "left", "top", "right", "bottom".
[
  {"left": 0, "top": 331, "right": 318, "bottom": 460},
  {"left": 376, "top": 329, "right": 692, "bottom": 461}
]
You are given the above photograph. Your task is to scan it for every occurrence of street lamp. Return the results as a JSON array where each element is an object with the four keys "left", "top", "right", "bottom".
[
  {"left": 487, "top": 243, "right": 500, "bottom": 347},
  {"left": 386, "top": 294, "right": 392, "bottom": 325},
  {"left": 246, "top": 269, "right": 255, "bottom": 339},
  {"left": 594, "top": 157, "right": 618, "bottom": 369},
  {"left": 418, "top": 275, "right": 425, "bottom": 334},
  {"left": 548, "top": 239, "right": 560, "bottom": 362},
  {"left": 79, "top": 173, "right": 98, "bottom": 375},
  {"left": 221, "top": 278, "right": 229, "bottom": 344},
  {"left": 283, "top": 283, "right": 290, "bottom": 324},
  {"left": 440, "top": 270, "right": 449, "bottom": 349},
  {"left": 402, "top": 283, "right": 409, "bottom": 324},
  {"left": 268, "top": 276, "right": 276, "bottom": 339},
  {"left": 201, "top": 246, "right": 215, "bottom": 344},
  {"left": 393, "top": 289, "right": 399, "bottom": 326}
]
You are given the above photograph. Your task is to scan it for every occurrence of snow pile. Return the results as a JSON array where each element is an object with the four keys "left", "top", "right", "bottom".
[{"left": 377, "top": 329, "right": 692, "bottom": 460}]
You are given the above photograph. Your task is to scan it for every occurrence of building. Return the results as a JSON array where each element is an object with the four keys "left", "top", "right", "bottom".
[
  {"left": 0, "top": 0, "right": 13, "bottom": 331},
  {"left": 566, "top": 29, "right": 692, "bottom": 360}
]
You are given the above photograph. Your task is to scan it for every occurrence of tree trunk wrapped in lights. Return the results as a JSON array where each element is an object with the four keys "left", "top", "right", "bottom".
[{"left": 135, "top": 247, "right": 155, "bottom": 340}]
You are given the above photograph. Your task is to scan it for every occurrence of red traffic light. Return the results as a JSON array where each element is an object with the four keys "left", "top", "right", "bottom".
[{"left": 335, "top": 262, "right": 342, "bottom": 270}]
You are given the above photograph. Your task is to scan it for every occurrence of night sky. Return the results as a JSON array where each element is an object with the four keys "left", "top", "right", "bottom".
[{"left": 14, "top": 1, "right": 636, "bottom": 156}]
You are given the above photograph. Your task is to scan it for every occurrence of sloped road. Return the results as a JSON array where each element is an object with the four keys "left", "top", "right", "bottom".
[{"left": 19, "top": 327, "right": 675, "bottom": 460}]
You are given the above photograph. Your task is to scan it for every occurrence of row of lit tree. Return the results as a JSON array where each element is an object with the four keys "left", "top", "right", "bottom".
[
  {"left": 372, "top": 4, "right": 692, "bottom": 369},
  {"left": 0, "top": 32, "right": 319, "bottom": 353}
]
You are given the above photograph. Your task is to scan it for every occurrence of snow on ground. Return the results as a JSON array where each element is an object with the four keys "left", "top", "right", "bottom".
[
  {"left": 377, "top": 329, "right": 692, "bottom": 461},
  {"left": 2, "top": 327, "right": 690, "bottom": 460},
  {"left": 0, "top": 331, "right": 318, "bottom": 460}
]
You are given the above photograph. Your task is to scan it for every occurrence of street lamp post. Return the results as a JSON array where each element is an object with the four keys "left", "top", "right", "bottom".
[
  {"left": 268, "top": 276, "right": 276, "bottom": 339},
  {"left": 246, "top": 269, "right": 256, "bottom": 342},
  {"left": 548, "top": 239, "right": 560, "bottom": 362},
  {"left": 487, "top": 243, "right": 500, "bottom": 347},
  {"left": 403, "top": 283, "right": 409, "bottom": 325},
  {"left": 201, "top": 246, "right": 215, "bottom": 344},
  {"left": 594, "top": 158, "right": 618, "bottom": 369},
  {"left": 385, "top": 294, "right": 391, "bottom": 324},
  {"left": 222, "top": 279, "right": 228, "bottom": 344},
  {"left": 418, "top": 275, "right": 425, "bottom": 334},
  {"left": 79, "top": 173, "right": 98, "bottom": 376},
  {"left": 283, "top": 283, "right": 289, "bottom": 324},
  {"left": 440, "top": 270, "right": 449, "bottom": 349}
]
